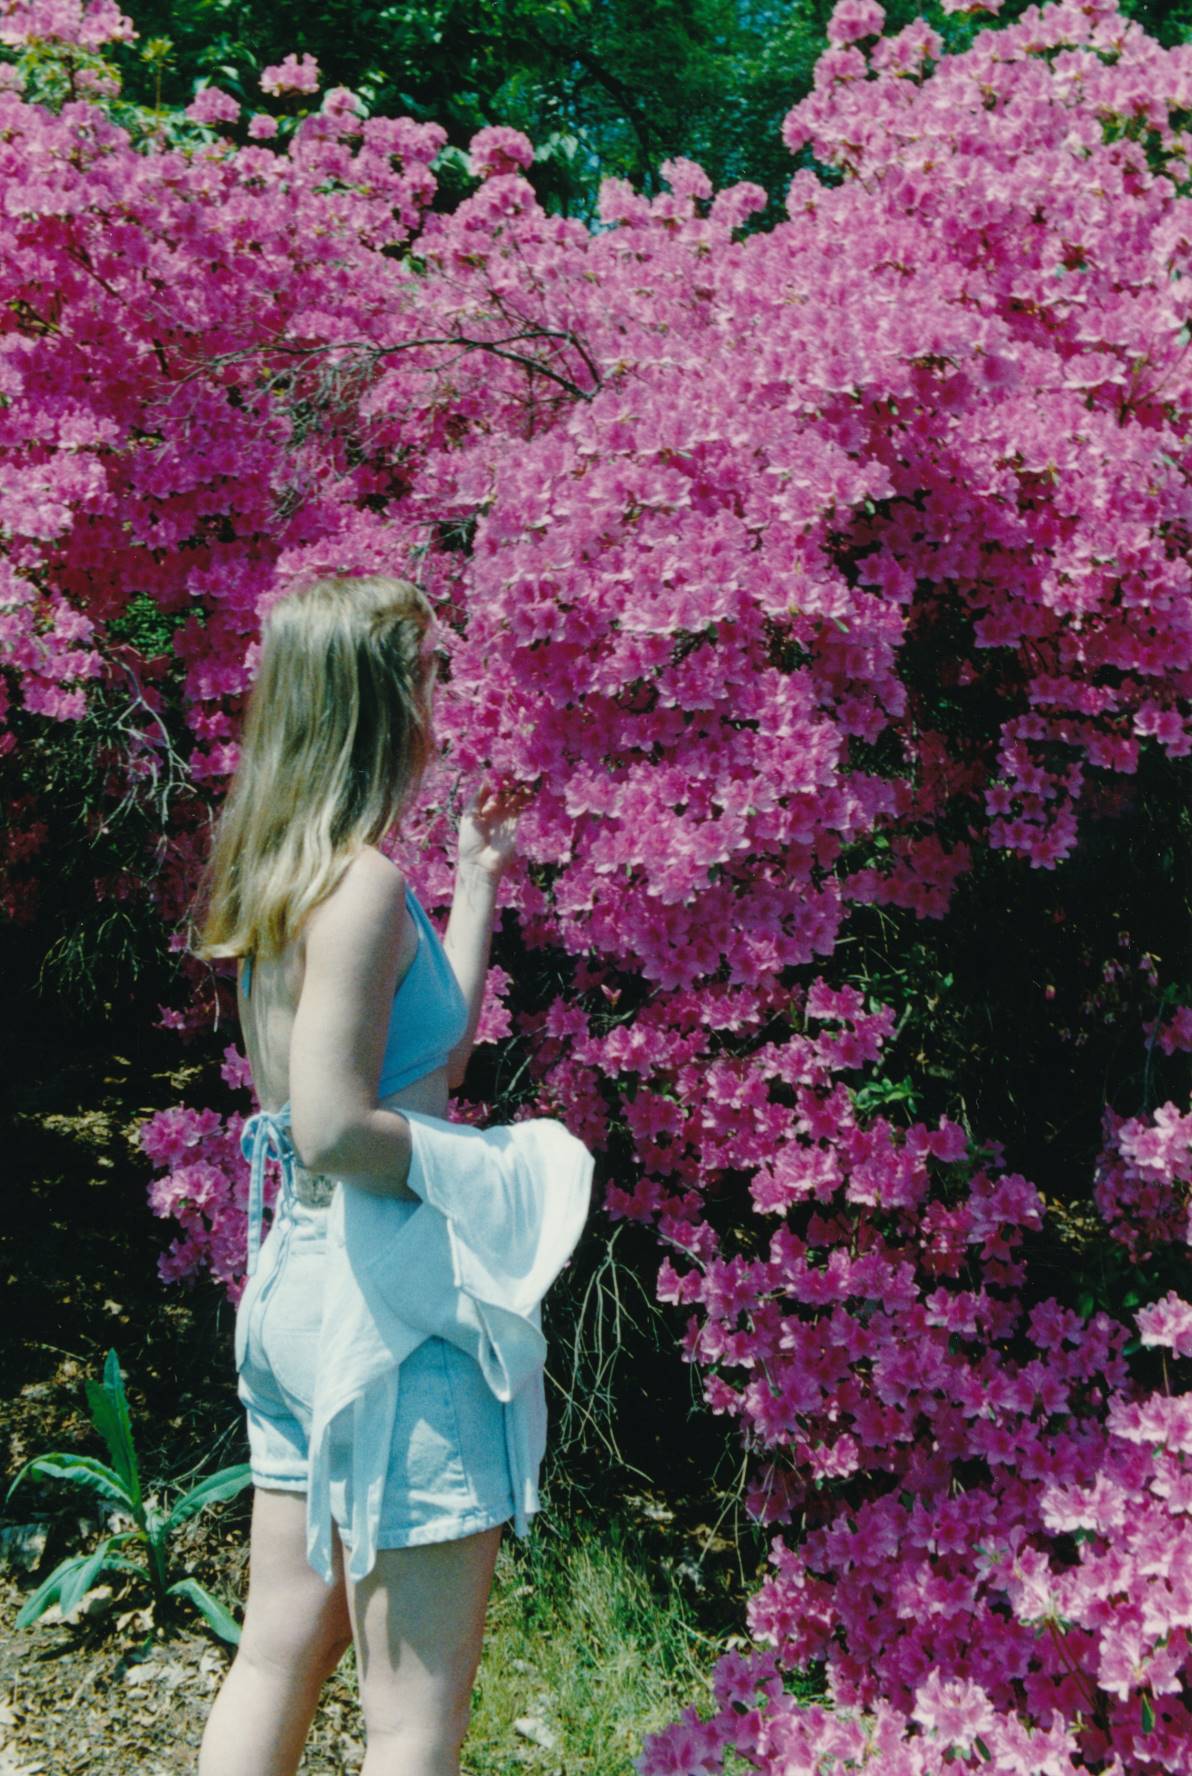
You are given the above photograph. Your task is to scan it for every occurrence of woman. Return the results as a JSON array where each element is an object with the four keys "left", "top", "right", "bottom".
[{"left": 191, "top": 572, "right": 536, "bottom": 1776}]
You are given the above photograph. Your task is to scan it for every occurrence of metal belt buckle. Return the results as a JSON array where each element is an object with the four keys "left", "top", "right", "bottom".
[{"left": 292, "top": 1165, "right": 337, "bottom": 1208}]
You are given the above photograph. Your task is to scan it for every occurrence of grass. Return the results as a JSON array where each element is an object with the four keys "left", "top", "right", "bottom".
[{"left": 468, "top": 1507, "right": 724, "bottom": 1774}]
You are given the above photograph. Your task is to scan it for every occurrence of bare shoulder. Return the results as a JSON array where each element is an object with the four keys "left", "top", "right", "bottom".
[
  {"left": 302, "top": 845, "right": 410, "bottom": 972},
  {"left": 316, "top": 844, "right": 406, "bottom": 917},
  {"left": 335, "top": 843, "right": 406, "bottom": 907}
]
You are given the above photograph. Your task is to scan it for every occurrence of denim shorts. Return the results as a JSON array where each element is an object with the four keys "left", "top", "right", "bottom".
[{"left": 234, "top": 1191, "right": 516, "bottom": 1553}]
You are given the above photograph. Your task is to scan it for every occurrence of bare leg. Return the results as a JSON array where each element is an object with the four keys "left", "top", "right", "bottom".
[
  {"left": 348, "top": 1521, "right": 505, "bottom": 1776},
  {"left": 198, "top": 1489, "right": 352, "bottom": 1776}
]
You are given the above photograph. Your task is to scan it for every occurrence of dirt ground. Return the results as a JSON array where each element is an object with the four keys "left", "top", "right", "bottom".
[{"left": 0, "top": 1570, "right": 369, "bottom": 1775}]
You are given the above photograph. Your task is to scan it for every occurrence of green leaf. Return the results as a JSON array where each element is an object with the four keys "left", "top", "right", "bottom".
[
  {"left": 165, "top": 1463, "right": 253, "bottom": 1535},
  {"left": 432, "top": 142, "right": 472, "bottom": 178},
  {"left": 84, "top": 1350, "right": 142, "bottom": 1512},
  {"left": 97, "top": 1554, "right": 152, "bottom": 1585},
  {"left": 144, "top": 1501, "right": 170, "bottom": 1552},
  {"left": 6, "top": 1454, "right": 133, "bottom": 1510},
  {"left": 58, "top": 1544, "right": 112, "bottom": 1616},
  {"left": 1141, "top": 1693, "right": 1156, "bottom": 1733},
  {"left": 169, "top": 1576, "right": 242, "bottom": 1646},
  {"left": 14, "top": 1554, "right": 94, "bottom": 1629}
]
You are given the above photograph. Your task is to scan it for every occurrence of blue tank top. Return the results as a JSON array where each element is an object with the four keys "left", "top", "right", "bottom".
[
  {"left": 241, "top": 880, "right": 469, "bottom": 1098},
  {"left": 238, "top": 882, "right": 469, "bottom": 1275}
]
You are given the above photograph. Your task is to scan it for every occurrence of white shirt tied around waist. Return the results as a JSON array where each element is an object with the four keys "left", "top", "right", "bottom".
[{"left": 306, "top": 1107, "right": 594, "bottom": 1584}]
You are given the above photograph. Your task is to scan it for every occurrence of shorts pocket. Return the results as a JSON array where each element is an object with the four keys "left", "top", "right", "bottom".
[
  {"left": 260, "top": 1325, "right": 321, "bottom": 1417},
  {"left": 255, "top": 1239, "right": 325, "bottom": 1416}
]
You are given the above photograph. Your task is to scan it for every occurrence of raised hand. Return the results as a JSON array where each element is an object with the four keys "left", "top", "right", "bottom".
[{"left": 456, "top": 777, "right": 535, "bottom": 880}]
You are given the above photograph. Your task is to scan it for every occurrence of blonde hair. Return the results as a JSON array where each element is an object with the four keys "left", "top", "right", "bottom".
[{"left": 191, "top": 573, "right": 438, "bottom": 965}]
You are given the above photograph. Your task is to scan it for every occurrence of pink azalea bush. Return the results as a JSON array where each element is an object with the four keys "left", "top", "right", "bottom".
[
  {"left": 1093, "top": 998, "right": 1192, "bottom": 1257},
  {"left": 1, "top": 0, "right": 1190, "bottom": 1765}
]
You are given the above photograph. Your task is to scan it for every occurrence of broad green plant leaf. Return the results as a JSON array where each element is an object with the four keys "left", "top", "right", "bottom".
[
  {"left": 58, "top": 1543, "right": 112, "bottom": 1616},
  {"left": 144, "top": 1501, "right": 170, "bottom": 1551},
  {"left": 83, "top": 1349, "right": 142, "bottom": 1511},
  {"left": 6, "top": 1453, "right": 133, "bottom": 1511},
  {"left": 169, "top": 1576, "right": 242, "bottom": 1646},
  {"left": 164, "top": 1463, "right": 253, "bottom": 1534},
  {"left": 14, "top": 1553, "right": 96, "bottom": 1629},
  {"left": 99, "top": 1554, "right": 153, "bottom": 1584}
]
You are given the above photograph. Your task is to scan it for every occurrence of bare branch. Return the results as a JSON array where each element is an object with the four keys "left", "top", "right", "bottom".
[{"left": 184, "top": 325, "right": 602, "bottom": 404}]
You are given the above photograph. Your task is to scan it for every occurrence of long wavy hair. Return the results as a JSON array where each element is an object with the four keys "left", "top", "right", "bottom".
[{"left": 191, "top": 573, "right": 439, "bottom": 965}]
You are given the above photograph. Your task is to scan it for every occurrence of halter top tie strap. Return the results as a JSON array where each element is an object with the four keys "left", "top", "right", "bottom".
[{"left": 240, "top": 1103, "right": 295, "bottom": 1276}]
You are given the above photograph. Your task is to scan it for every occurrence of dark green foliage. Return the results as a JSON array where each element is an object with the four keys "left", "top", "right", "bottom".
[{"left": 5, "top": 662, "right": 195, "bottom": 1015}]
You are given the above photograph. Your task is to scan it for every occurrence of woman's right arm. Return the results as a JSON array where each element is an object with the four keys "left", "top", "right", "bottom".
[{"left": 288, "top": 846, "right": 419, "bottom": 1201}]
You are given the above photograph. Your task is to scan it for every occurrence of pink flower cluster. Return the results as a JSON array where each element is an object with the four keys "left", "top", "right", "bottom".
[
  {"left": 468, "top": 125, "right": 534, "bottom": 179},
  {"left": 185, "top": 84, "right": 239, "bottom": 128},
  {"left": 641, "top": 1383, "right": 1192, "bottom": 1769},
  {"left": 0, "top": 0, "right": 135, "bottom": 50},
  {"left": 633, "top": 972, "right": 1186, "bottom": 1769},
  {"left": 259, "top": 52, "right": 319, "bottom": 97},
  {"left": 0, "top": 567, "right": 103, "bottom": 743},
  {"left": 139, "top": 1102, "right": 261, "bottom": 1297},
  {"left": 1093, "top": 1095, "right": 1192, "bottom": 1258},
  {"left": 1149, "top": 1004, "right": 1192, "bottom": 1059},
  {"left": 827, "top": 0, "right": 887, "bottom": 47}
]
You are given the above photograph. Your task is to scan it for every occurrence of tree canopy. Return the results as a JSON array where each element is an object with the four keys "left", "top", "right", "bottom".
[{"left": 104, "top": 0, "right": 1192, "bottom": 221}]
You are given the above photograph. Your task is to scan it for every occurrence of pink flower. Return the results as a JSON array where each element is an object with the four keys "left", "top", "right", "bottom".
[
  {"left": 911, "top": 1671, "right": 997, "bottom": 1752},
  {"left": 468, "top": 125, "right": 533, "bottom": 179},
  {"left": 321, "top": 84, "right": 363, "bottom": 118},
  {"left": 827, "top": 0, "right": 887, "bottom": 48},
  {"left": 259, "top": 51, "right": 319, "bottom": 96},
  {"left": 659, "top": 156, "right": 713, "bottom": 201},
  {"left": 219, "top": 1044, "right": 255, "bottom": 1094},
  {"left": 185, "top": 84, "right": 240, "bottom": 127},
  {"left": 74, "top": 65, "right": 118, "bottom": 96},
  {"left": 1137, "top": 1291, "right": 1192, "bottom": 1359}
]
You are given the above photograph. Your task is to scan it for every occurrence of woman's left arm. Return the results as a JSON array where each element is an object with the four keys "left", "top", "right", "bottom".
[
  {"left": 442, "top": 864, "right": 498, "bottom": 1091},
  {"left": 442, "top": 779, "right": 533, "bottom": 1092}
]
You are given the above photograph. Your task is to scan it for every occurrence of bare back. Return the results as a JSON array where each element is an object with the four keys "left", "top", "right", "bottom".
[{"left": 235, "top": 845, "right": 454, "bottom": 1126}]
